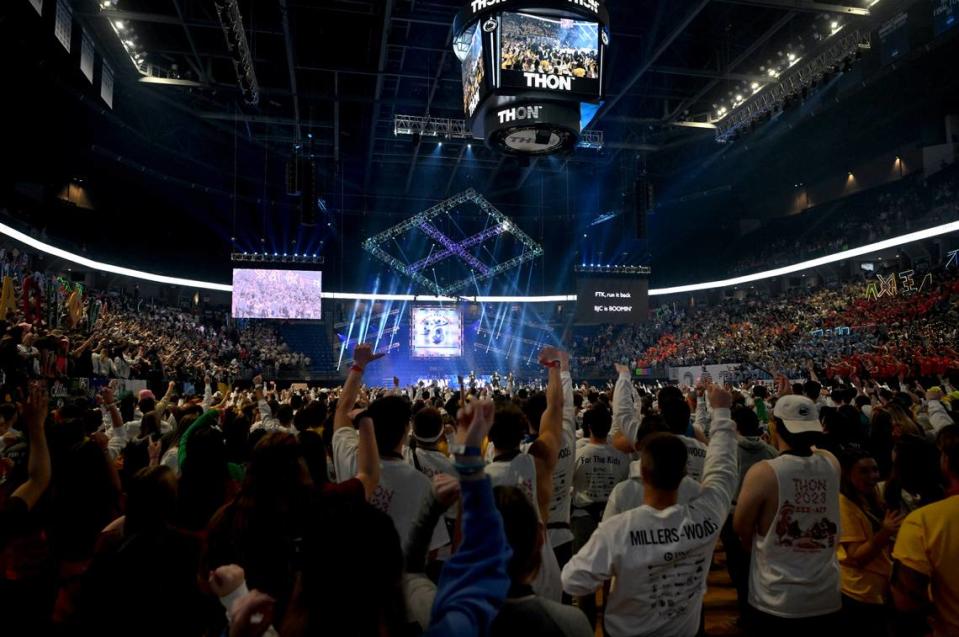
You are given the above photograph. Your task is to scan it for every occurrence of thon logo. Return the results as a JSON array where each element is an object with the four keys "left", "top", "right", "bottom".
[
  {"left": 568, "top": 0, "right": 600, "bottom": 12},
  {"left": 470, "top": 0, "right": 508, "bottom": 13},
  {"left": 524, "top": 72, "right": 572, "bottom": 90},
  {"left": 497, "top": 105, "right": 542, "bottom": 124}
]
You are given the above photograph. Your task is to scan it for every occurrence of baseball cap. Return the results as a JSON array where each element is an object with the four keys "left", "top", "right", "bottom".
[{"left": 773, "top": 395, "right": 821, "bottom": 434}]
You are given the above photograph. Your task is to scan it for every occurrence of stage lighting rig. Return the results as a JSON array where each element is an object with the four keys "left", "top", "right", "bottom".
[
  {"left": 451, "top": 0, "right": 610, "bottom": 156},
  {"left": 231, "top": 252, "right": 324, "bottom": 265},
  {"left": 714, "top": 27, "right": 870, "bottom": 143},
  {"left": 214, "top": 0, "right": 259, "bottom": 105},
  {"left": 575, "top": 265, "right": 651, "bottom": 275},
  {"left": 362, "top": 188, "right": 543, "bottom": 297}
]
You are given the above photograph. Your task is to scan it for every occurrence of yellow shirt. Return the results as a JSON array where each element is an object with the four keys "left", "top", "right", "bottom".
[
  {"left": 893, "top": 495, "right": 959, "bottom": 634},
  {"left": 838, "top": 494, "right": 893, "bottom": 604}
]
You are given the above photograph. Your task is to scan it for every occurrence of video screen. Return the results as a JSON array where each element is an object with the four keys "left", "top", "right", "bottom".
[
  {"left": 231, "top": 269, "right": 323, "bottom": 320},
  {"left": 462, "top": 26, "right": 485, "bottom": 117},
  {"left": 411, "top": 307, "right": 463, "bottom": 358},
  {"left": 499, "top": 12, "right": 600, "bottom": 95},
  {"left": 574, "top": 277, "right": 649, "bottom": 325}
]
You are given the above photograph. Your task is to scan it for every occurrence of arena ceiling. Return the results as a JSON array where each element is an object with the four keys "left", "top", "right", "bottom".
[{"left": 0, "top": 0, "right": 937, "bottom": 290}]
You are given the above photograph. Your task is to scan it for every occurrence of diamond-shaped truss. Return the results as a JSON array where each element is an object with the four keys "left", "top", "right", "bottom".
[{"left": 362, "top": 189, "right": 544, "bottom": 297}]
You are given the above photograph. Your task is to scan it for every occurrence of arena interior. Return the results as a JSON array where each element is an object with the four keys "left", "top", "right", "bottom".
[{"left": 1, "top": 0, "right": 958, "bottom": 635}]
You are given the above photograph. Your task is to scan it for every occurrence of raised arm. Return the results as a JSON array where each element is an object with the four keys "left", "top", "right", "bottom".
[
  {"left": 354, "top": 416, "right": 380, "bottom": 499},
  {"left": 692, "top": 387, "right": 739, "bottom": 521},
  {"left": 425, "top": 399, "right": 510, "bottom": 637},
  {"left": 611, "top": 363, "right": 638, "bottom": 453},
  {"left": 333, "top": 344, "right": 382, "bottom": 433},
  {"left": 559, "top": 351, "right": 578, "bottom": 443},
  {"left": 11, "top": 383, "right": 51, "bottom": 510},
  {"left": 528, "top": 346, "right": 563, "bottom": 522}
]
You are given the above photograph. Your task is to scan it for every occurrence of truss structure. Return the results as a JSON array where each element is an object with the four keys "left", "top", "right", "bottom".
[
  {"left": 231, "top": 252, "right": 324, "bottom": 265},
  {"left": 362, "top": 188, "right": 543, "bottom": 297},
  {"left": 714, "top": 27, "right": 871, "bottom": 142},
  {"left": 575, "top": 265, "right": 651, "bottom": 274}
]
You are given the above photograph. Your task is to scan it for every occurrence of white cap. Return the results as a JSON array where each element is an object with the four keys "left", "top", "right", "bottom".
[{"left": 773, "top": 395, "right": 822, "bottom": 434}]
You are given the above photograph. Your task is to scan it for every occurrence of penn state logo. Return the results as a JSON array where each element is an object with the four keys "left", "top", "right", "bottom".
[
  {"left": 601, "top": 30, "right": 609, "bottom": 46},
  {"left": 483, "top": 18, "right": 497, "bottom": 32},
  {"left": 797, "top": 404, "right": 810, "bottom": 416}
]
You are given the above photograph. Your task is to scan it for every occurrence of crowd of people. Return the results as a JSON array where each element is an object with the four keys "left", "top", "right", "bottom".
[
  {"left": 500, "top": 14, "right": 599, "bottom": 79},
  {"left": 574, "top": 265, "right": 959, "bottom": 385},
  {"left": 724, "top": 164, "right": 959, "bottom": 279},
  {"left": 232, "top": 269, "right": 324, "bottom": 321},
  {"left": 0, "top": 246, "right": 310, "bottom": 387},
  {"left": 2, "top": 330, "right": 957, "bottom": 636}
]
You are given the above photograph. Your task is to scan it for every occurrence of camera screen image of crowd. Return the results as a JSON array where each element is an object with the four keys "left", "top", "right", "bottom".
[
  {"left": 232, "top": 269, "right": 324, "bottom": 320},
  {"left": 499, "top": 12, "right": 599, "bottom": 79}
]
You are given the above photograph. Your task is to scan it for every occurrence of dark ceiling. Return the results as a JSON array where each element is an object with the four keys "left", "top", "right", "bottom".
[{"left": 0, "top": 0, "right": 953, "bottom": 293}]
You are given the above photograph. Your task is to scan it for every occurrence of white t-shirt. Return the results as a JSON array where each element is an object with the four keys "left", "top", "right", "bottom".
[
  {"left": 486, "top": 449, "right": 563, "bottom": 602},
  {"left": 404, "top": 445, "right": 458, "bottom": 520},
  {"left": 546, "top": 372, "right": 577, "bottom": 547},
  {"left": 748, "top": 451, "right": 841, "bottom": 618},
  {"left": 572, "top": 442, "right": 629, "bottom": 515},
  {"left": 333, "top": 428, "right": 449, "bottom": 552},
  {"left": 562, "top": 409, "right": 739, "bottom": 637},
  {"left": 679, "top": 435, "right": 707, "bottom": 483},
  {"left": 604, "top": 460, "right": 701, "bottom": 520}
]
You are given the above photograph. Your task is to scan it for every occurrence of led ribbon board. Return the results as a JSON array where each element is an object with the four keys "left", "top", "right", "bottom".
[
  {"left": 1, "top": 220, "right": 958, "bottom": 299},
  {"left": 360, "top": 188, "right": 544, "bottom": 297}
]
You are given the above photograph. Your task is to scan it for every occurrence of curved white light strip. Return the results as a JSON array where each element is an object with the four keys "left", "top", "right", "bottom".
[
  {"left": 0, "top": 221, "right": 232, "bottom": 292},
  {"left": 1, "top": 219, "right": 957, "bottom": 300},
  {"left": 647, "top": 220, "right": 959, "bottom": 296}
]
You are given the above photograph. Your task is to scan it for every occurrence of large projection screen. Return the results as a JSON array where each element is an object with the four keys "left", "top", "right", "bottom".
[
  {"left": 411, "top": 307, "right": 464, "bottom": 358},
  {"left": 232, "top": 269, "right": 323, "bottom": 319}
]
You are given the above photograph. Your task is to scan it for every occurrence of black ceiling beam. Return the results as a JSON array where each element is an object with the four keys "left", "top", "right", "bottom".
[
  {"left": 714, "top": 0, "right": 869, "bottom": 15},
  {"left": 89, "top": 9, "right": 285, "bottom": 36},
  {"left": 168, "top": 0, "right": 207, "bottom": 83},
  {"left": 666, "top": 10, "right": 798, "bottom": 121},
  {"left": 277, "top": 0, "right": 302, "bottom": 143},
  {"left": 589, "top": 0, "right": 713, "bottom": 129},
  {"left": 650, "top": 65, "right": 769, "bottom": 84},
  {"left": 403, "top": 23, "right": 456, "bottom": 194},
  {"left": 363, "top": 0, "right": 395, "bottom": 193}
]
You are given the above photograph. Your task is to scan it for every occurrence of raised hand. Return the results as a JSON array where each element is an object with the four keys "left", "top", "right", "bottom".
[
  {"left": 538, "top": 346, "right": 560, "bottom": 366},
  {"left": 454, "top": 398, "right": 495, "bottom": 449},
  {"left": 614, "top": 362, "right": 630, "bottom": 375},
  {"left": 708, "top": 385, "right": 733, "bottom": 410},
  {"left": 209, "top": 564, "right": 246, "bottom": 598},
  {"left": 352, "top": 343, "right": 384, "bottom": 369},
  {"left": 23, "top": 382, "right": 49, "bottom": 432}
]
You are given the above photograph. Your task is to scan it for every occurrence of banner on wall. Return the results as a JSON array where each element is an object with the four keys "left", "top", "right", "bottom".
[
  {"left": 80, "top": 31, "right": 94, "bottom": 83},
  {"left": 54, "top": 0, "right": 72, "bottom": 52},
  {"left": 100, "top": 63, "right": 114, "bottom": 109},
  {"left": 668, "top": 364, "right": 744, "bottom": 387}
]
